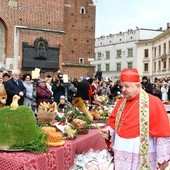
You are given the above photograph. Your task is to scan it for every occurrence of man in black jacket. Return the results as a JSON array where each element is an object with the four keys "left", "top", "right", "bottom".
[
  {"left": 4, "top": 70, "right": 26, "bottom": 105},
  {"left": 76, "top": 78, "right": 90, "bottom": 101},
  {"left": 141, "top": 76, "right": 153, "bottom": 94}
]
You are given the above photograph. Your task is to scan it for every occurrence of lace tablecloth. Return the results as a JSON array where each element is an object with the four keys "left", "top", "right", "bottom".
[{"left": 0, "top": 129, "right": 106, "bottom": 170}]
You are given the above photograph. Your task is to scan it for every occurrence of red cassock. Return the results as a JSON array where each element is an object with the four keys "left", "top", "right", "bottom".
[{"left": 107, "top": 94, "right": 170, "bottom": 138}]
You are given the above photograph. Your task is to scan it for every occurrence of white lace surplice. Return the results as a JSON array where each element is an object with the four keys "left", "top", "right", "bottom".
[{"left": 108, "top": 128, "right": 170, "bottom": 170}]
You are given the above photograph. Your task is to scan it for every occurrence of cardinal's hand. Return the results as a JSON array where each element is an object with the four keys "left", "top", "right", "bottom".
[{"left": 100, "top": 129, "right": 109, "bottom": 140}]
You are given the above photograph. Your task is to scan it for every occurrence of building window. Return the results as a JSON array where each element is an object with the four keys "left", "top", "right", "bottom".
[
  {"left": 163, "top": 43, "right": 166, "bottom": 54},
  {"left": 116, "top": 50, "right": 122, "bottom": 58},
  {"left": 127, "top": 48, "right": 133, "bottom": 57},
  {"left": 97, "top": 64, "right": 101, "bottom": 71},
  {"left": 79, "top": 58, "right": 84, "bottom": 64},
  {"left": 116, "top": 63, "right": 121, "bottom": 71},
  {"left": 153, "top": 47, "right": 156, "bottom": 57},
  {"left": 105, "top": 51, "right": 110, "bottom": 59},
  {"left": 153, "top": 62, "right": 156, "bottom": 72},
  {"left": 105, "top": 63, "right": 110, "bottom": 71},
  {"left": 8, "top": 0, "right": 17, "bottom": 7},
  {"left": 80, "top": 7, "right": 86, "bottom": 14},
  {"left": 158, "top": 61, "right": 161, "bottom": 70},
  {"left": 163, "top": 61, "right": 166, "bottom": 69},
  {"left": 97, "top": 52, "right": 101, "bottom": 60},
  {"left": 127, "top": 62, "right": 133, "bottom": 69},
  {"left": 169, "top": 41, "right": 170, "bottom": 53},
  {"left": 144, "top": 49, "right": 148, "bottom": 58},
  {"left": 144, "top": 63, "right": 149, "bottom": 72},
  {"left": 158, "top": 45, "right": 161, "bottom": 55}
]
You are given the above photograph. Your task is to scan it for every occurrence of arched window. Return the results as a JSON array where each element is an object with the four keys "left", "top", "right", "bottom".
[
  {"left": 79, "top": 58, "right": 84, "bottom": 64},
  {"left": 80, "top": 7, "right": 86, "bottom": 14}
]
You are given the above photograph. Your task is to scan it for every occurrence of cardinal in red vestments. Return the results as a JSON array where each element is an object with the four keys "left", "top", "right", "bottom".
[{"left": 101, "top": 68, "right": 170, "bottom": 170}]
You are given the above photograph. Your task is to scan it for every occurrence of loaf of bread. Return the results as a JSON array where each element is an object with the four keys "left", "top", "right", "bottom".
[{"left": 41, "top": 126, "right": 65, "bottom": 147}]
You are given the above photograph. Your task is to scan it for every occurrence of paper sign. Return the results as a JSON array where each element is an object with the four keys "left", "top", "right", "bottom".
[
  {"left": 63, "top": 74, "right": 69, "bottom": 83},
  {"left": 31, "top": 68, "right": 41, "bottom": 79}
]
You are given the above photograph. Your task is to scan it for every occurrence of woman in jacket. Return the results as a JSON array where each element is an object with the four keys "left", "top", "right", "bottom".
[
  {"left": 22, "top": 73, "right": 34, "bottom": 109},
  {"left": 36, "top": 79, "right": 53, "bottom": 109}
]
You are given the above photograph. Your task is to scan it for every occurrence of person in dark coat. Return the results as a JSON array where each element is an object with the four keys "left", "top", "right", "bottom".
[
  {"left": 52, "top": 79, "right": 65, "bottom": 104},
  {"left": 4, "top": 70, "right": 26, "bottom": 106},
  {"left": 151, "top": 83, "right": 162, "bottom": 100},
  {"left": 141, "top": 76, "right": 153, "bottom": 94},
  {"left": 110, "top": 80, "right": 122, "bottom": 99},
  {"left": 3, "top": 72, "right": 10, "bottom": 84},
  {"left": 76, "top": 78, "right": 90, "bottom": 101}
]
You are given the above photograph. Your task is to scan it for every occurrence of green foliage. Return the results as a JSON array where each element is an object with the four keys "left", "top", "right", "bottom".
[
  {"left": 55, "top": 114, "right": 66, "bottom": 122},
  {"left": 11, "top": 129, "right": 48, "bottom": 153},
  {"left": 0, "top": 106, "right": 47, "bottom": 152},
  {"left": 67, "top": 109, "right": 92, "bottom": 125},
  {"left": 100, "top": 111, "right": 109, "bottom": 117}
]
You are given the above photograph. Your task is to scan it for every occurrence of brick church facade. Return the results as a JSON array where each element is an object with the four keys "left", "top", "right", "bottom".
[{"left": 0, "top": 0, "right": 95, "bottom": 78}]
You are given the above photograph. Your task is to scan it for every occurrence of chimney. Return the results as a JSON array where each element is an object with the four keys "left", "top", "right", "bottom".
[{"left": 167, "top": 22, "right": 170, "bottom": 29}]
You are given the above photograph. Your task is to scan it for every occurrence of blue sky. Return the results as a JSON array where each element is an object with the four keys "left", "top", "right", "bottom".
[{"left": 95, "top": 0, "right": 170, "bottom": 37}]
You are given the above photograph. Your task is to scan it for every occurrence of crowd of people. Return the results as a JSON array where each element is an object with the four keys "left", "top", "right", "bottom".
[
  {"left": 1, "top": 69, "right": 170, "bottom": 112},
  {"left": 0, "top": 69, "right": 121, "bottom": 113},
  {"left": 0, "top": 70, "right": 65, "bottom": 113},
  {"left": 0, "top": 68, "right": 169, "bottom": 169}
]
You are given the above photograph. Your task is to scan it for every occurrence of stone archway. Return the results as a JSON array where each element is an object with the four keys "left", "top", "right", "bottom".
[{"left": 0, "top": 21, "right": 5, "bottom": 69}]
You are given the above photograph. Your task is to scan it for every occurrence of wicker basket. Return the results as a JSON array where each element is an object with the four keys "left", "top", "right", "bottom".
[{"left": 37, "top": 109, "right": 56, "bottom": 123}]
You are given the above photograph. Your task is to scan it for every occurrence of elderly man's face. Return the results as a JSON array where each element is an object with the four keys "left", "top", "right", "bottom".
[
  {"left": 121, "top": 82, "right": 140, "bottom": 100},
  {"left": 12, "top": 73, "right": 20, "bottom": 80}
]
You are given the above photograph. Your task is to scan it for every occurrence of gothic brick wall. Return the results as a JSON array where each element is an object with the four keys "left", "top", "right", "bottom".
[
  {"left": 62, "top": 0, "right": 95, "bottom": 78},
  {"left": 0, "top": 0, "right": 95, "bottom": 79},
  {"left": 0, "top": 0, "right": 64, "bottom": 70},
  {"left": 2, "top": 0, "right": 64, "bottom": 30}
]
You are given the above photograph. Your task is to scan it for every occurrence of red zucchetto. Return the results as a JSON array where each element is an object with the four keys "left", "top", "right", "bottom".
[{"left": 120, "top": 68, "right": 140, "bottom": 82}]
